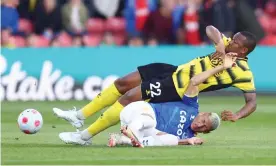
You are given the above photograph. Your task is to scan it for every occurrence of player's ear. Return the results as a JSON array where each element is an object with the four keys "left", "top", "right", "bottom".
[
  {"left": 242, "top": 47, "right": 248, "bottom": 54},
  {"left": 198, "top": 112, "right": 205, "bottom": 116}
]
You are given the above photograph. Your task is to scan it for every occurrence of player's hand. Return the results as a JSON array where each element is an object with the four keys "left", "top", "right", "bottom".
[
  {"left": 223, "top": 53, "right": 237, "bottom": 69},
  {"left": 187, "top": 137, "right": 204, "bottom": 145},
  {"left": 221, "top": 110, "right": 239, "bottom": 122}
]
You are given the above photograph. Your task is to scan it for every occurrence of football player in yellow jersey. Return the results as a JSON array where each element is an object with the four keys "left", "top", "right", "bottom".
[{"left": 53, "top": 26, "right": 257, "bottom": 142}]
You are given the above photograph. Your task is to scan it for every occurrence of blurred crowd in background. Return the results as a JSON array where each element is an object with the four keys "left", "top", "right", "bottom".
[{"left": 1, "top": 0, "right": 276, "bottom": 47}]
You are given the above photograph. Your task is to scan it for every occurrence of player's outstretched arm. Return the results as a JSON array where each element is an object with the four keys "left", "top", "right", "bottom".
[
  {"left": 206, "top": 25, "right": 223, "bottom": 45},
  {"left": 141, "top": 132, "right": 179, "bottom": 146},
  {"left": 222, "top": 92, "right": 256, "bottom": 122},
  {"left": 151, "top": 133, "right": 203, "bottom": 146},
  {"left": 239, "top": 93, "right": 257, "bottom": 119},
  {"left": 178, "top": 137, "right": 204, "bottom": 145},
  {"left": 206, "top": 25, "right": 225, "bottom": 55}
]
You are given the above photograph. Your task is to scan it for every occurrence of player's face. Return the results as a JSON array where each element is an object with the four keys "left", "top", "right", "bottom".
[
  {"left": 225, "top": 33, "right": 248, "bottom": 56},
  {"left": 191, "top": 113, "right": 212, "bottom": 133}
]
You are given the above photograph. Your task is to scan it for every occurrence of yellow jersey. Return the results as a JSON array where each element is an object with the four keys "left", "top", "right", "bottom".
[{"left": 172, "top": 35, "right": 255, "bottom": 98}]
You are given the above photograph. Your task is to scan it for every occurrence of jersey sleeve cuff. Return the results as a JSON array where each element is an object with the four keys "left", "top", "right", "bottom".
[
  {"left": 184, "top": 94, "right": 198, "bottom": 98},
  {"left": 242, "top": 90, "right": 256, "bottom": 93}
]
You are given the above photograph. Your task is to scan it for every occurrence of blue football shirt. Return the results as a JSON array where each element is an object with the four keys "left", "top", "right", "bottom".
[{"left": 150, "top": 95, "right": 199, "bottom": 139}]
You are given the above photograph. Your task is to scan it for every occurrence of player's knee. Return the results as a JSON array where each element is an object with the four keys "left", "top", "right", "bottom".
[
  {"left": 114, "top": 77, "right": 132, "bottom": 94},
  {"left": 115, "top": 71, "right": 141, "bottom": 94}
]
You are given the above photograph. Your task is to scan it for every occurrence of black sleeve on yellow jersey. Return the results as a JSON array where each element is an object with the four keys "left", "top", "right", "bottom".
[
  {"left": 232, "top": 70, "right": 256, "bottom": 93},
  {"left": 236, "top": 61, "right": 249, "bottom": 71}
]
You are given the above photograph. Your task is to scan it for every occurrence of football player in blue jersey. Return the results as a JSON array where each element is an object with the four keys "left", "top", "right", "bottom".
[
  {"left": 58, "top": 53, "right": 237, "bottom": 146},
  {"left": 108, "top": 53, "right": 237, "bottom": 148}
]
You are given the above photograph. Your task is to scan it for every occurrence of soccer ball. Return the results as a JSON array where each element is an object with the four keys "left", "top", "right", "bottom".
[{"left": 17, "top": 109, "right": 43, "bottom": 134}]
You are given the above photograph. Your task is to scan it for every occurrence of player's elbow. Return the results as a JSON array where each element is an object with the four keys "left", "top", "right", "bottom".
[
  {"left": 206, "top": 25, "right": 214, "bottom": 30},
  {"left": 250, "top": 102, "right": 257, "bottom": 114},
  {"left": 206, "top": 25, "right": 215, "bottom": 34},
  {"left": 206, "top": 25, "right": 221, "bottom": 41},
  {"left": 251, "top": 100, "right": 257, "bottom": 112}
]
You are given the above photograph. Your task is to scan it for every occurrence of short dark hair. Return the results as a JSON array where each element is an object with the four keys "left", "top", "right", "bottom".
[{"left": 240, "top": 31, "right": 257, "bottom": 55}]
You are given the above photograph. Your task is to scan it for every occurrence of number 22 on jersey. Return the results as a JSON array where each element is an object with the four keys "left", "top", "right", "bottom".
[{"left": 149, "top": 82, "right": 161, "bottom": 98}]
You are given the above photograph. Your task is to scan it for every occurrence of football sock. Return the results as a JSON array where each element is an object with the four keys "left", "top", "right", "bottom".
[
  {"left": 86, "top": 101, "right": 124, "bottom": 136},
  {"left": 79, "top": 83, "right": 122, "bottom": 119},
  {"left": 80, "top": 129, "right": 92, "bottom": 141}
]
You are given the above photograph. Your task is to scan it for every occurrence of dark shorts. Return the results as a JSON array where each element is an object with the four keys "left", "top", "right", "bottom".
[{"left": 137, "top": 63, "right": 181, "bottom": 103}]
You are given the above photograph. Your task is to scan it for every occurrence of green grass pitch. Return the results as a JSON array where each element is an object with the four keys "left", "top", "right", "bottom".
[{"left": 1, "top": 95, "right": 276, "bottom": 165}]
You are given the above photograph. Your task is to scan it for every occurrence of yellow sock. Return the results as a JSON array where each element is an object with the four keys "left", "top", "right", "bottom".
[
  {"left": 86, "top": 101, "right": 124, "bottom": 136},
  {"left": 81, "top": 83, "right": 122, "bottom": 118}
]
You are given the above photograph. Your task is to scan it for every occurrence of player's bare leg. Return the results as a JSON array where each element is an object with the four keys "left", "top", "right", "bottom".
[
  {"left": 118, "top": 85, "right": 143, "bottom": 106},
  {"left": 115, "top": 71, "right": 142, "bottom": 94}
]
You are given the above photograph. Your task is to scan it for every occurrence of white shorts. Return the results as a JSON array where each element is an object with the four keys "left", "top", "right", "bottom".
[{"left": 120, "top": 101, "right": 159, "bottom": 136}]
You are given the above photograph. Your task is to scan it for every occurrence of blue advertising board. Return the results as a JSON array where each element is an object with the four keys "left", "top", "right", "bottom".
[{"left": 1, "top": 46, "right": 275, "bottom": 101}]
